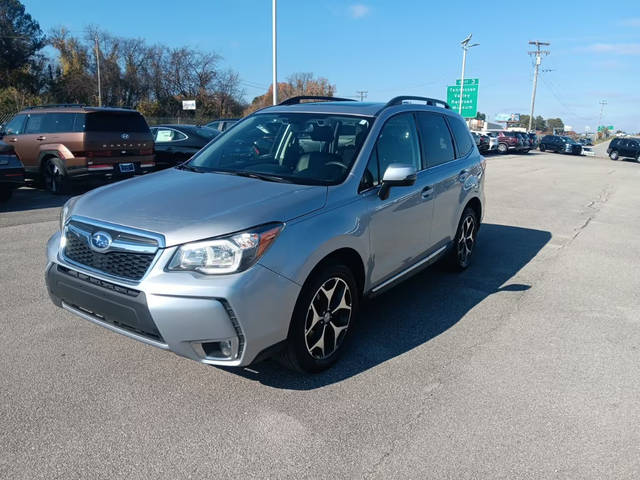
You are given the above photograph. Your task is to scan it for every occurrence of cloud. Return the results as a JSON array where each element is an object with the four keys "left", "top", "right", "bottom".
[
  {"left": 619, "top": 17, "right": 640, "bottom": 27},
  {"left": 348, "top": 4, "right": 370, "bottom": 19},
  {"left": 583, "top": 43, "right": 640, "bottom": 55}
]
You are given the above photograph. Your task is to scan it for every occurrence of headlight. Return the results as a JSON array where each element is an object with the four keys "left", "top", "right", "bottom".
[
  {"left": 167, "top": 223, "right": 283, "bottom": 275},
  {"left": 60, "top": 197, "right": 78, "bottom": 231}
]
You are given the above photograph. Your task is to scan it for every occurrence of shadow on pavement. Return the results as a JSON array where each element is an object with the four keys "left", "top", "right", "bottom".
[
  {"left": 0, "top": 184, "right": 93, "bottom": 213},
  {"left": 231, "top": 223, "right": 551, "bottom": 390}
]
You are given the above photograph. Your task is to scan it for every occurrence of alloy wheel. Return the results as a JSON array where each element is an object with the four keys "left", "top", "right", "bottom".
[
  {"left": 457, "top": 215, "right": 476, "bottom": 266},
  {"left": 304, "top": 277, "right": 352, "bottom": 360}
]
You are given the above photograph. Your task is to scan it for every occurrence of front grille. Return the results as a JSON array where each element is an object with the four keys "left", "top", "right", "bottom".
[{"left": 65, "top": 233, "right": 155, "bottom": 281}]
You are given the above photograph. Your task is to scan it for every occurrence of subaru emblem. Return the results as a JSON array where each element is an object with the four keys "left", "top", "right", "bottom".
[
  {"left": 90, "top": 231, "right": 112, "bottom": 252},
  {"left": 121, "top": 133, "right": 130, "bottom": 140}
]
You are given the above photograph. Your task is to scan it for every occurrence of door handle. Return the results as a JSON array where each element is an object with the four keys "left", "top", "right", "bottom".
[
  {"left": 8, "top": 138, "right": 17, "bottom": 143},
  {"left": 458, "top": 169, "right": 470, "bottom": 182},
  {"left": 421, "top": 185, "right": 433, "bottom": 199},
  {"left": 36, "top": 136, "right": 46, "bottom": 141}
]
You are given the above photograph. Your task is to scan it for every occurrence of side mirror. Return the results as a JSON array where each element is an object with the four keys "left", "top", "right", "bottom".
[{"left": 378, "top": 163, "right": 417, "bottom": 200}]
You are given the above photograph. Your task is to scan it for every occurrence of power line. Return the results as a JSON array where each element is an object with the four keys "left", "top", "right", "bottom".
[
  {"left": 356, "top": 90, "right": 368, "bottom": 102},
  {"left": 527, "top": 40, "right": 550, "bottom": 131}
]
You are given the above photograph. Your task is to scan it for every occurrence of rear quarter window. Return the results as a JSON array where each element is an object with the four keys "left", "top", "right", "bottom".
[
  {"left": 84, "top": 112, "right": 150, "bottom": 133},
  {"left": 447, "top": 116, "right": 474, "bottom": 158}
]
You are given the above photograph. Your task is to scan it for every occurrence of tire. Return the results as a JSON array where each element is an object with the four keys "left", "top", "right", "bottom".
[
  {"left": 539, "top": 144, "right": 546, "bottom": 152},
  {"left": 446, "top": 207, "right": 479, "bottom": 271},
  {"left": 281, "top": 264, "right": 359, "bottom": 373},
  {"left": 497, "top": 143, "right": 508, "bottom": 154},
  {"left": 609, "top": 150, "right": 619, "bottom": 161},
  {"left": 43, "top": 157, "right": 70, "bottom": 194}
]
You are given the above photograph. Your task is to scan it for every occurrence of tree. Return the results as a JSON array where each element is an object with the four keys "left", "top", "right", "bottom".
[
  {"left": 534, "top": 115, "right": 546, "bottom": 131},
  {"left": 546, "top": 118, "right": 564, "bottom": 131},
  {"left": 244, "top": 73, "right": 335, "bottom": 115},
  {"left": 475, "top": 112, "right": 486, "bottom": 121},
  {"left": 0, "top": 0, "right": 46, "bottom": 90}
]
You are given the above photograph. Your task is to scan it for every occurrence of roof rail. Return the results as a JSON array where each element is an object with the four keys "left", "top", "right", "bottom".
[
  {"left": 278, "top": 96, "right": 357, "bottom": 105},
  {"left": 383, "top": 96, "right": 451, "bottom": 110},
  {"left": 23, "top": 104, "right": 85, "bottom": 110}
]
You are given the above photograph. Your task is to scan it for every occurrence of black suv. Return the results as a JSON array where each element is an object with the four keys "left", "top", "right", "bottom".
[
  {"left": 539, "top": 135, "right": 582, "bottom": 155},
  {"left": 607, "top": 137, "right": 640, "bottom": 161}
]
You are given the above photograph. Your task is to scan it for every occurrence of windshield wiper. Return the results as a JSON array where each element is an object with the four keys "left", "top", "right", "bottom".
[
  {"left": 176, "top": 163, "right": 204, "bottom": 173},
  {"left": 227, "top": 171, "right": 293, "bottom": 183}
]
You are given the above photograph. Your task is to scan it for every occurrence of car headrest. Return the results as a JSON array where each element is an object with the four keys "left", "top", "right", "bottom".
[{"left": 310, "top": 125, "right": 333, "bottom": 142}]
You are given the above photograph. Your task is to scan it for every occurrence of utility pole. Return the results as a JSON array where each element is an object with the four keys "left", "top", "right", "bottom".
[
  {"left": 459, "top": 34, "right": 479, "bottom": 116},
  {"left": 94, "top": 35, "right": 102, "bottom": 107},
  {"left": 597, "top": 100, "right": 607, "bottom": 139},
  {"left": 356, "top": 90, "right": 368, "bottom": 102},
  {"left": 527, "top": 40, "right": 550, "bottom": 131},
  {"left": 272, "top": 0, "right": 277, "bottom": 105}
]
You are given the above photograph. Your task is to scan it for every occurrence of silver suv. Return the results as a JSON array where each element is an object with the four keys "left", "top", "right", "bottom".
[{"left": 45, "top": 96, "right": 485, "bottom": 373}]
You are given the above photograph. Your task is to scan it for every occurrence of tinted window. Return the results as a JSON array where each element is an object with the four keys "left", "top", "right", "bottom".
[
  {"left": 84, "top": 112, "right": 150, "bottom": 133},
  {"left": 4, "top": 114, "right": 27, "bottom": 135},
  {"left": 447, "top": 116, "right": 474, "bottom": 157},
  {"left": 416, "top": 112, "right": 454, "bottom": 167},
  {"left": 41, "top": 113, "right": 76, "bottom": 133},
  {"left": 25, "top": 114, "right": 44, "bottom": 134},
  {"left": 376, "top": 113, "right": 421, "bottom": 176}
]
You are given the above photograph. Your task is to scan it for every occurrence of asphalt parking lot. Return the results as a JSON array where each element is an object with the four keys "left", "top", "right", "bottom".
[{"left": 1, "top": 149, "right": 639, "bottom": 479}]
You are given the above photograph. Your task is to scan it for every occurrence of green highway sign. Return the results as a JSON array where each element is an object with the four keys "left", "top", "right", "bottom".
[
  {"left": 447, "top": 80, "right": 479, "bottom": 118},
  {"left": 597, "top": 125, "right": 615, "bottom": 132},
  {"left": 455, "top": 78, "right": 479, "bottom": 86}
]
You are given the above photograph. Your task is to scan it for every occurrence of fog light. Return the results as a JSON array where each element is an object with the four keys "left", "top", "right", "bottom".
[
  {"left": 201, "top": 340, "right": 235, "bottom": 359},
  {"left": 220, "top": 340, "right": 233, "bottom": 357}
]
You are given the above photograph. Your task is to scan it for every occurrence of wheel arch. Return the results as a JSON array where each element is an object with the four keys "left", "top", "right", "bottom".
[{"left": 302, "top": 247, "right": 366, "bottom": 297}]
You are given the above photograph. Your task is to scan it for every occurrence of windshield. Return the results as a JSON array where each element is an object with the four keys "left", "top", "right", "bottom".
[{"left": 187, "top": 113, "right": 373, "bottom": 185}]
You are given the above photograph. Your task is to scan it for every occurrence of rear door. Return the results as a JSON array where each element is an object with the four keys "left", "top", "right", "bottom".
[{"left": 151, "top": 127, "right": 189, "bottom": 167}]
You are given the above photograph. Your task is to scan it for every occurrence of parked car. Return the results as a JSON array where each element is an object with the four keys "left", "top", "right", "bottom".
[
  {"left": 471, "top": 132, "right": 489, "bottom": 153},
  {"left": 45, "top": 95, "right": 485, "bottom": 373},
  {"left": 0, "top": 105, "right": 155, "bottom": 194},
  {"left": 150, "top": 124, "right": 221, "bottom": 169},
  {"left": 205, "top": 118, "right": 239, "bottom": 132},
  {"left": 578, "top": 137, "right": 593, "bottom": 146},
  {"left": 515, "top": 133, "right": 531, "bottom": 153},
  {"left": 496, "top": 131, "right": 522, "bottom": 153},
  {"left": 607, "top": 137, "right": 640, "bottom": 161},
  {"left": 539, "top": 135, "right": 582, "bottom": 155},
  {"left": 485, "top": 132, "right": 499, "bottom": 153},
  {"left": 0, "top": 140, "right": 24, "bottom": 201}
]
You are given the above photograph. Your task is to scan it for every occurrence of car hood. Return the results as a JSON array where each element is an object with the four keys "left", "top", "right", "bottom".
[{"left": 71, "top": 168, "right": 327, "bottom": 246}]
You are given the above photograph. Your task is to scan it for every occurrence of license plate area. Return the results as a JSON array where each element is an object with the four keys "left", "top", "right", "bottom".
[{"left": 119, "top": 163, "right": 134, "bottom": 173}]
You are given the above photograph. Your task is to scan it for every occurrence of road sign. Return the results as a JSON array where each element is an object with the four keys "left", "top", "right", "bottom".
[
  {"left": 455, "top": 78, "right": 479, "bottom": 86},
  {"left": 182, "top": 100, "right": 196, "bottom": 110},
  {"left": 447, "top": 81, "right": 479, "bottom": 118}
]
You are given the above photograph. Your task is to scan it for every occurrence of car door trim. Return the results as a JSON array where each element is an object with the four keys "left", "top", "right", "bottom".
[{"left": 370, "top": 244, "right": 447, "bottom": 294}]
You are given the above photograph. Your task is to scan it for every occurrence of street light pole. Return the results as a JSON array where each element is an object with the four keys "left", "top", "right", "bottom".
[
  {"left": 597, "top": 100, "right": 607, "bottom": 139},
  {"left": 272, "top": 0, "right": 277, "bottom": 105},
  {"left": 458, "top": 35, "right": 479, "bottom": 116}
]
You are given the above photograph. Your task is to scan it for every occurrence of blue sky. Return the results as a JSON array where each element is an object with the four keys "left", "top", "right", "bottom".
[{"left": 24, "top": 0, "right": 640, "bottom": 132}]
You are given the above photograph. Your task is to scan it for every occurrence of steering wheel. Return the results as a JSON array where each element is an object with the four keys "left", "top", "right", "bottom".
[{"left": 324, "top": 161, "right": 348, "bottom": 171}]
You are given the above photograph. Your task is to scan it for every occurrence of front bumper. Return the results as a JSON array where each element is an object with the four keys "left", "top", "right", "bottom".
[{"left": 45, "top": 231, "right": 300, "bottom": 367}]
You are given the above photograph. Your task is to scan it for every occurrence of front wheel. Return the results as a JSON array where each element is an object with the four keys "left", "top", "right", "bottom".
[
  {"left": 282, "top": 264, "right": 359, "bottom": 373},
  {"left": 43, "top": 157, "right": 70, "bottom": 194},
  {"left": 539, "top": 144, "right": 546, "bottom": 152},
  {"left": 609, "top": 150, "right": 619, "bottom": 161},
  {"left": 446, "top": 207, "right": 478, "bottom": 271}
]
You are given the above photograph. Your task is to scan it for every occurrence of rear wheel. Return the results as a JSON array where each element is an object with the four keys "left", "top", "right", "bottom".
[
  {"left": 43, "top": 157, "right": 70, "bottom": 194},
  {"left": 539, "top": 144, "right": 546, "bottom": 152},
  {"left": 282, "top": 264, "right": 359, "bottom": 373},
  {"left": 447, "top": 207, "right": 478, "bottom": 271},
  {"left": 609, "top": 150, "right": 619, "bottom": 161},
  {"left": 498, "top": 143, "right": 508, "bottom": 154}
]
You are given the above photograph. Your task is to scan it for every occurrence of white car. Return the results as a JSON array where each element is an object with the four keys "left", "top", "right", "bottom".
[
  {"left": 581, "top": 146, "right": 595, "bottom": 157},
  {"left": 484, "top": 132, "right": 499, "bottom": 152}
]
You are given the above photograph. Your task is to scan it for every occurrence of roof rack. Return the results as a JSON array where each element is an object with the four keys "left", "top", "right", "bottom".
[
  {"left": 383, "top": 96, "right": 451, "bottom": 110},
  {"left": 24, "top": 104, "right": 85, "bottom": 110},
  {"left": 278, "top": 96, "right": 357, "bottom": 105}
]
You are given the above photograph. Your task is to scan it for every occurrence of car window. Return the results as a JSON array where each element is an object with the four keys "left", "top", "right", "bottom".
[
  {"left": 41, "top": 113, "right": 76, "bottom": 133},
  {"left": 360, "top": 146, "right": 380, "bottom": 191},
  {"left": 447, "top": 116, "right": 474, "bottom": 157},
  {"left": 189, "top": 113, "right": 373, "bottom": 186},
  {"left": 375, "top": 113, "right": 421, "bottom": 177},
  {"left": 195, "top": 127, "right": 219, "bottom": 140},
  {"left": 84, "top": 112, "right": 150, "bottom": 133},
  {"left": 154, "top": 128, "right": 187, "bottom": 142},
  {"left": 25, "top": 114, "right": 45, "bottom": 134},
  {"left": 416, "top": 112, "right": 455, "bottom": 168},
  {"left": 4, "top": 114, "right": 27, "bottom": 135}
]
